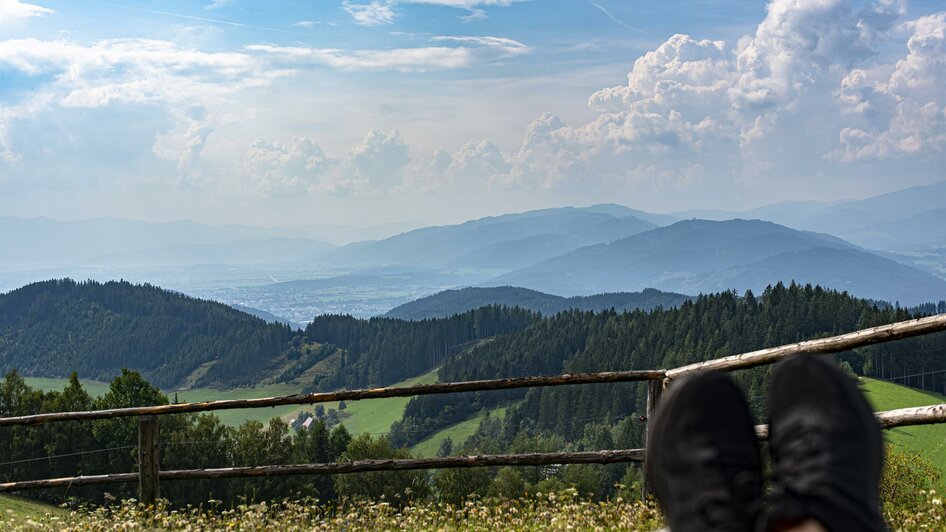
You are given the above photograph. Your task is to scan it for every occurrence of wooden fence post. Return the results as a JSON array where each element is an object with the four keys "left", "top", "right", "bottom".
[
  {"left": 641, "top": 378, "right": 664, "bottom": 499},
  {"left": 138, "top": 416, "right": 160, "bottom": 504}
]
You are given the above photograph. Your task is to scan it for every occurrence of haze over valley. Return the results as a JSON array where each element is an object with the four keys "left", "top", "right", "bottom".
[{"left": 4, "top": 180, "right": 944, "bottom": 323}]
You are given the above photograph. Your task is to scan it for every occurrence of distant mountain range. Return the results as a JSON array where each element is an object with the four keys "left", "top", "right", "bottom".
[
  {"left": 316, "top": 205, "right": 657, "bottom": 271},
  {"left": 491, "top": 219, "right": 946, "bottom": 305},
  {"left": 384, "top": 286, "right": 691, "bottom": 320},
  {"left": 672, "top": 180, "right": 946, "bottom": 251},
  {"left": 3, "top": 180, "right": 944, "bottom": 316},
  {"left": 0, "top": 217, "right": 421, "bottom": 270}
]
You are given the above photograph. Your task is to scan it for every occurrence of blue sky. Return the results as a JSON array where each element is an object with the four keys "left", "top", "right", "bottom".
[{"left": 1, "top": 0, "right": 944, "bottom": 226}]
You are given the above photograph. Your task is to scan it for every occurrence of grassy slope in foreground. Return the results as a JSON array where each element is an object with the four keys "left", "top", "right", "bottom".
[
  {"left": 23, "top": 369, "right": 438, "bottom": 433},
  {"left": 862, "top": 377, "right": 946, "bottom": 480},
  {"left": 0, "top": 494, "right": 65, "bottom": 521}
]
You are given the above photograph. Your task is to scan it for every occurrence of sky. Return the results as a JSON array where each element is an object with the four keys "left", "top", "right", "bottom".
[{"left": 0, "top": 0, "right": 944, "bottom": 227}]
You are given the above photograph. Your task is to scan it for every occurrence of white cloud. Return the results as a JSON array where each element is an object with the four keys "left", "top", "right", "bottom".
[
  {"left": 342, "top": 129, "right": 410, "bottom": 190},
  {"left": 0, "top": 0, "right": 52, "bottom": 27},
  {"left": 342, "top": 0, "right": 524, "bottom": 25},
  {"left": 448, "top": 139, "right": 509, "bottom": 181},
  {"left": 343, "top": 0, "right": 396, "bottom": 26},
  {"left": 246, "top": 35, "right": 528, "bottom": 71},
  {"left": 241, "top": 136, "right": 339, "bottom": 195},
  {"left": 238, "top": 130, "right": 414, "bottom": 195},
  {"left": 402, "top": 0, "right": 520, "bottom": 6},
  {"left": 204, "top": 0, "right": 232, "bottom": 9},
  {"left": 833, "top": 12, "right": 946, "bottom": 161},
  {"left": 0, "top": 38, "right": 282, "bottom": 185},
  {"left": 430, "top": 35, "right": 530, "bottom": 56},
  {"left": 490, "top": 0, "right": 946, "bottom": 193},
  {"left": 293, "top": 20, "right": 317, "bottom": 28},
  {"left": 0, "top": 38, "right": 274, "bottom": 105},
  {"left": 246, "top": 44, "right": 470, "bottom": 71}
]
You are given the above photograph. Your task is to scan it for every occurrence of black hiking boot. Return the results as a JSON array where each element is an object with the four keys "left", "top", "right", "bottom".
[
  {"left": 765, "top": 355, "right": 888, "bottom": 531},
  {"left": 646, "top": 371, "right": 763, "bottom": 531}
]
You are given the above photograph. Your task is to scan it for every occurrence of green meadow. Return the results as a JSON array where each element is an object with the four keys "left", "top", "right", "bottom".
[
  {"left": 24, "top": 369, "right": 439, "bottom": 434},
  {"left": 862, "top": 377, "right": 946, "bottom": 479},
  {"left": 0, "top": 494, "right": 65, "bottom": 522}
]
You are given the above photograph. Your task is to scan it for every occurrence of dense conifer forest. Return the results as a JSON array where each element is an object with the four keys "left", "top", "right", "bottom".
[
  {"left": 0, "top": 279, "right": 294, "bottom": 388},
  {"left": 389, "top": 283, "right": 946, "bottom": 447},
  {"left": 303, "top": 307, "right": 538, "bottom": 390}
]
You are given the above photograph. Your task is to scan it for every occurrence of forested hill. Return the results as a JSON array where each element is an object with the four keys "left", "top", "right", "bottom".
[
  {"left": 389, "top": 283, "right": 946, "bottom": 448},
  {"left": 384, "top": 286, "right": 691, "bottom": 320},
  {"left": 301, "top": 306, "right": 538, "bottom": 391},
  {"left": 0, "top": 279, "right": 294, "bottom": 388}
]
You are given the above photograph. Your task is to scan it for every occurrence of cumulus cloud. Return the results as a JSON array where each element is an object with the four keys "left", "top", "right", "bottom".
[
  {"left": 491, "top": 0, "right": 946, "bottom": 192},
  {"left": 833, "top": 12, "right": 946, "bottom": 161},
  {"left": 238, "top": 130, "right": 421, "bottom": 195},
  {"left": 341, "top": 129, "right": 410, "bottom": 190},
  {"left": 0, "top": 0, "right": 53, "bottom": 27},
  {"left": 241, "top": 136, "right": 339, "bottom": 195},
  {"left": 448, "top": 140, "right": 509, "bottom": 181}
]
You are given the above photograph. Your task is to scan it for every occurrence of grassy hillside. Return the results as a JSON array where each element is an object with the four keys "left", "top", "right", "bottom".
[
  {"left": 411, "top": 404, "right": 513, "bottom": 457},
  {"left": 0, "top": 494, "right": 65, "bottom": 521},
  {"left": 863, "top": 377, "right": 946, "bottom": 480},
  {"left": 24, "top": 369, "right": 439, "bottom": 433},
  {"left": 24, "top": 376, "right": 112, "bottom": 397}
]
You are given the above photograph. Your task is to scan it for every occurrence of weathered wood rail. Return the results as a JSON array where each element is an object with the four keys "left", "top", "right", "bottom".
[
  {"left": 0, "top": 313, "right": 944, "bottom": 502},
  {"left": 0, "top": 449, "right": 648, "bottom": 492}
]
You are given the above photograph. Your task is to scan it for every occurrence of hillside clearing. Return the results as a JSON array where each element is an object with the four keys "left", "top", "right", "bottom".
[
  {"left": 862, "top": 377, "right": 946, "bottom": 482},
  {"left": 411, "top": 404, "right": 514, "bottom": 457},
  {"left": 23, "top": 369, "right": 439, "bottom": 433}
]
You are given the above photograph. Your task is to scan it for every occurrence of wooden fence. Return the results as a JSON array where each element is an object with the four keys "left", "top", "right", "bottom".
[{"left": 1, "top": 314, "right": 945, "bottom": 502}]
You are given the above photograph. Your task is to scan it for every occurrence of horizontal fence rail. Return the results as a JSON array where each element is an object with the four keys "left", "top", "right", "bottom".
[
  {"left": 753, "top": 403, "right": 946, "bottom": 439},
  {"left": 0, "top": 370, "right": 665, "bottom": 427},
  {"left": 1, "top": 313, "right": 945, "bottom": 502},
  {"left": 667, "top": 314, "right": 946, "bottom": 379},
  {"left": 0, "top": 449, "right": 648, "bottom": 492},
  {"left": 2, "top": 315, "right": 944, "bottom": 428},
  {"left": 4, "top": 401, "right": 946, "bottom": 493}
]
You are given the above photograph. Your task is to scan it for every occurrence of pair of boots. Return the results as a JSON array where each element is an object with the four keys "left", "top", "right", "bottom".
[{"left": 646, "top": 355, "right": 888, "bottom": 531}]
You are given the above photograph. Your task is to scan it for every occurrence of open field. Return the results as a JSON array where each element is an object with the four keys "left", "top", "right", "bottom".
[
  {"left": 411, "top": 404, "right": 513, "bottom": 457},
  {"left": 24, "top": 369, "right": 439, "bottom": 433},
  {"left": 862, "top": 377, "right": 946, "bottom": 478},
  {"left": 23, "top": 377, "right": 112, "bottom": 398}
]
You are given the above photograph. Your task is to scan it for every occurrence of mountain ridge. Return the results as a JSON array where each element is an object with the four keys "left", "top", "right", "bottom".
[
  {"left": 384, "top": 286, "right": 691, "bottom": 320},
  {"left": 491, "top": 219, "right": 946, "bottom": 305}
]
